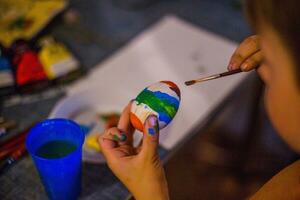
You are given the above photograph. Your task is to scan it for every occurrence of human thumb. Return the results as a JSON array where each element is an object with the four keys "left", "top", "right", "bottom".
[{"left": 141, "top": 115, "right": 160, "bottom": 158}]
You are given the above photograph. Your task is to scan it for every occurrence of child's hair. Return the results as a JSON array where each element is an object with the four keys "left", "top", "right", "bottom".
[{"left": 245, "top": 0, "right": 300, "bottom": 86}]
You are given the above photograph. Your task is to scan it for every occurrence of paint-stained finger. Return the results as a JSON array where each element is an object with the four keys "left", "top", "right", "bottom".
[
  {"left": 102, "top": 127, "right": 127, "bottom": 142},
  {"left": 98, "top": 128, "right": 120, "bottom": 156},
  {"left": 98, "top": 127, "right": 133, "bottom": 164},
  {"left": 140, "top": 115, "right": 159, "bottom": 159},
  {"left": 99, "top": 127, "right": 130, "bottom": 160}
]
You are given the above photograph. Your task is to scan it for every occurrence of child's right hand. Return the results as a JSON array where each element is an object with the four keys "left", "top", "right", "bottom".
[{"left": 228, "top": 35, "right": 262, "bottom": 71}]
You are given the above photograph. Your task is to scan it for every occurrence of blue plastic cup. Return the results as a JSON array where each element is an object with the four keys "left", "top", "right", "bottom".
[{"left": 26, "top": 119, "right": 85, "bottom": 200}]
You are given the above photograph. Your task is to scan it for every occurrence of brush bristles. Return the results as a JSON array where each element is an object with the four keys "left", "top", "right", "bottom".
[{"left": 185, "top": 80, "right": 196, "bottom": 86}]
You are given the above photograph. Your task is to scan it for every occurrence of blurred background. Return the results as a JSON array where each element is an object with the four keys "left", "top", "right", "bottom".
[{"left": 0, "top": 0, "right": 298, "bottom": 199}]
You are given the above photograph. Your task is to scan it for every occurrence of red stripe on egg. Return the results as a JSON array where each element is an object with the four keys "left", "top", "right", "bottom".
[{"left": 160, "top": 80, "right": 181, "bottom": 98}]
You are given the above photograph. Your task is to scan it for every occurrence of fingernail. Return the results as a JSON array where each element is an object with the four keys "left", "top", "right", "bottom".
[
  {"left": 148, "top": 115, "right": 157, "bottom": 127},
  {"left": 229, "top": 62, "right": 238, "bottom": 70},
  {"left": 146, "top": 115, "right": 159, "bottom": 136},
  {"left": 228, "top": 63, "right": 233, "bottom": 70},
  {"left": 119, "top": 133, "right": 127, "bottom": 142},
  {"left": 112, "top": 133, "right": 127, "bottom": 141},
  {"left": 241, "top": 63, "right": 248, "bottom": 71}
]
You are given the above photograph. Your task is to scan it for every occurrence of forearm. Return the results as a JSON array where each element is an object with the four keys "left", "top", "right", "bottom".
[
  {"left": 131, "top": 168, "right": 170, "bottom": 200},
  {"left": 249, "top": 160, "right": 300, "bottom": 200},
  {"left": 132, "top": 182, "right": 169, "bottom": 200}
]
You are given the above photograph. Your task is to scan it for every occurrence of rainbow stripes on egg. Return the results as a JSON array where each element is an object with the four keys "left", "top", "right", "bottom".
[{"left": 130, "top": 81, "right": 181, "bottom": 132}]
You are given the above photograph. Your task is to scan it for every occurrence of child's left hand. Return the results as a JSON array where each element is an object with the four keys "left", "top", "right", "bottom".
[{"left": 98, "top": 102, "right": 169, "bottom": 200}]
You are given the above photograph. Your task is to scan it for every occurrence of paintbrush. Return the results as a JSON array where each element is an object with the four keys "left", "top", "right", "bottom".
[
  {"left": 185, "top": 69, "right": 242, "bottom": 86},
  {"left": 0, "top": 143, "right": 27, "bottom": 174}
]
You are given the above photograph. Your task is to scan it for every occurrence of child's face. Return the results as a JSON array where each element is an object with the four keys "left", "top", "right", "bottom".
[{"left": 258, "top": 24, "right": 300, "bottom": 152}]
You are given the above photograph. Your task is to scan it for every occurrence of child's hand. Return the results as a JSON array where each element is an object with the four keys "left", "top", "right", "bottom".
[
  {"left": 228, "top": 35, "right": 262, "bottom": 71},
  {"left": 98, "top": 102, "right": 169, "bottom": 200}
]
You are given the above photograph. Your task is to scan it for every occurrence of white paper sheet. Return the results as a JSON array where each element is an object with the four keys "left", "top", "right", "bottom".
[{"left": 62, "top": 15, "right": 247, "bottom": 150}]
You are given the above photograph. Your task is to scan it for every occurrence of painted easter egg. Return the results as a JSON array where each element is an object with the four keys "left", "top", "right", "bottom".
[{"left": 130, "top": 81, "right": 181, "bottom": 132}]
